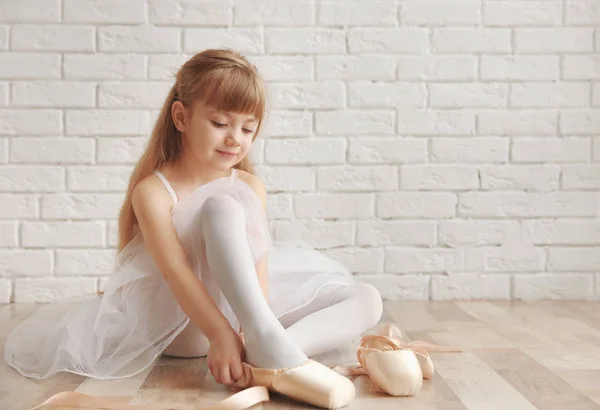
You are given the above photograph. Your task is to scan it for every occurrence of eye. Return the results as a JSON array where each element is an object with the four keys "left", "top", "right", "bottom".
[
  {"left": 211, "top": 121, "right": 227, "bottom": 128},
  {"left": 242, "top": 128, "right": 254, "bottom": 134}
]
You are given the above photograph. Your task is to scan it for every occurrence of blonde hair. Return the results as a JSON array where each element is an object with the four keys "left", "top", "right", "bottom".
[{"left": 117, "top": 49, "right": 266, "bottom": 252}]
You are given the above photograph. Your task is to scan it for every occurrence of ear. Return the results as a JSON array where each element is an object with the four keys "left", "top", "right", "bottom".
[{"left": 171, "top": 101, "right": 188, "bottom": 133}]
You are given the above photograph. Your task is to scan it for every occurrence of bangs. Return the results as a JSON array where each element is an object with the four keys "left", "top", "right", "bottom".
[{"left": 194, "top": 67, "right": 264, "bottom": 121}]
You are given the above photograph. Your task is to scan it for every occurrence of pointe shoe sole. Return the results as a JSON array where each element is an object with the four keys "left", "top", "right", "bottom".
[{"left": 233, "top": 359, "right": 355, "bottom": 409}]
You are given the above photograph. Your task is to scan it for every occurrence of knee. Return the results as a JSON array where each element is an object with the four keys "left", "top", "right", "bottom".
[
  {"left": 198, "top": 195, "right": 245, "bottom": 228},
  {"left": 355, "top": 283, "right": 383, "bottom": 328}
]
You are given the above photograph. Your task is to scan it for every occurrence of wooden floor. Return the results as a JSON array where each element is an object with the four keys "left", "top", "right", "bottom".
[{"left": 2, "top": 300, "right": 600, "bottom": 409}]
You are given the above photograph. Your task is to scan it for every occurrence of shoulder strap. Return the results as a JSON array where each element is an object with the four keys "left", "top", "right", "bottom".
[
  {"left": 231, "top": 168, "right": 238, "bottom": 180},
  {"left": 153, "top": 170, "right": 178, "bottom": 205}
]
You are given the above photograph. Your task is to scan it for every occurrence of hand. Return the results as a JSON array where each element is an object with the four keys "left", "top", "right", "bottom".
[{"left": 207, "top": 328, "right": 246, "bottom": 386}]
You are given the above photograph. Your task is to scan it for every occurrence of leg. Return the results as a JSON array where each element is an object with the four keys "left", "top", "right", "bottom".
[
  {"left": 194, "top": 195, "right": 307, "bottom": 369},
  {"left": 279, "top": 283, "right": 383, "bottom": 357}
]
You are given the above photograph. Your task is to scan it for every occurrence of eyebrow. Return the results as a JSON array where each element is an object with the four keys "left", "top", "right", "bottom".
[{"left": 209, "top": 109, "right": 257, "bottom": 123}]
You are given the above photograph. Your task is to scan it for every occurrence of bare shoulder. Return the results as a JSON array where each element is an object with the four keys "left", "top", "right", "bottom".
[
  {"left": 132, "top": 173, "right": 174, "bottom": 217},
  {"left": 237, "top": 169, "right": 266, "bottom": 208}
]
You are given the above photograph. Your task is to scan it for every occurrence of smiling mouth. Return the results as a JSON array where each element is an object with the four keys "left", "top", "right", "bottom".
[{"left": 217, "top": 150, "right": 237, "bottom": 156}]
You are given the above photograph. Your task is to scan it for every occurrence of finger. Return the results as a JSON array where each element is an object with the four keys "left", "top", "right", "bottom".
[
  {"left": 230, "top": 357, "right": 243, "bottom": 381},
  {"left": 211, "top": 365, "right": 220, "bottom": 384},
  {"left": 220, "top": 364, "right": 232, "bottom": 385}
]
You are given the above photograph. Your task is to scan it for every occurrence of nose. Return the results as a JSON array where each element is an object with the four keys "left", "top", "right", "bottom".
[{"left": 226, "top": 129, "right": 242, "bottom": 146}]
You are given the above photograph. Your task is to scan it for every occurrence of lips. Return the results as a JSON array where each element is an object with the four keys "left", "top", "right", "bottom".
[{"left": 217, "top": 150, "right": 237, "bottom": 156}]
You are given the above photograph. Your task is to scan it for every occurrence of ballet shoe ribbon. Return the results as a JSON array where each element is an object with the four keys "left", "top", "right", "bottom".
[{"left": 28, "top": 386, "right": 269, "bottom": 410}]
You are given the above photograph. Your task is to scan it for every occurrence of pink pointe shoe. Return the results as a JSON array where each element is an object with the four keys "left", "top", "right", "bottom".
[
  {"left": 333, "top": 323, "right": 461, "bottom": 397},
  {"left": 230, "top": 359, "right": 356, "bottom": 409}
]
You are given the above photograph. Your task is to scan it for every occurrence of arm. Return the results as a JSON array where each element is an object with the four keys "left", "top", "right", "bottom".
[{"left": 131, "top": 177, "right": 235, "bottom": 343}]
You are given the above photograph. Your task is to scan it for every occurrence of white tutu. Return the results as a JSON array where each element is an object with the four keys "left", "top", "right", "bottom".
[{"left": 4, "top": 171, "right": 356, "bottom": 380}]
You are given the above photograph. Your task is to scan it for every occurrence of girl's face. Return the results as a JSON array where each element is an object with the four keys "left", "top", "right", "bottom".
[{"left": 172, "top": 100, "right": 258, "bottom": 171}]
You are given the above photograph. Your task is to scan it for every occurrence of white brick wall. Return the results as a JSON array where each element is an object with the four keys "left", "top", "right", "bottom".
[{"left": 1, "top": 0, "right": 599, "bottom": 303}]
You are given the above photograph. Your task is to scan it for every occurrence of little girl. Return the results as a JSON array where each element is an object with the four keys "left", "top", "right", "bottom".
[{"left": 4, "top": 49, "right": 383, "bottom": 390}]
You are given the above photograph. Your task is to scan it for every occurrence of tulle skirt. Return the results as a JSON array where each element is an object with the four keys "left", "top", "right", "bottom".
[{"left": 4, "top": 176, "right": 356, "bottom": 380}]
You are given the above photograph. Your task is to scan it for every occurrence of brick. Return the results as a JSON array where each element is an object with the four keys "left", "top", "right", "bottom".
[
  {"left": 64, "top": 0, "right": 146, "bottom": 23},
  {"left": 98, "top": 82, "right": 172, "bottom": 108},
  {"left": 348, "top": 138, "right": 427, "bottom": 164},
  {"left": 295, "top": 193, "right": 373, "bottom": 219},
  {"left": 234, "top": 0, "right": 313, "bottom": 25},
  {"left": 150, "top": 0, "right": 230, "bottom": 25},
  {"left": 67, "top": 166, "right": 132, "bottom": 192},
  {"left": 249, "top": 140, "right": 264, "bottom": 164},
  {"left": 432, "top": 275, "right": 511, "bottom": 300},
  {"left": 524, "top": 219, "right": 600, "bottom": 245},
  {"left": 261, "top": 111, "right": 312, "bottom": 138},
  {"left": 322, "top": 247, "right": 383, "bottom": 274},
  {"left": 266, "top": 139, "right": 345, "bottom": 165},
  {"left": 401, "top": 165, "right": 479, "bottom": 190},
  {"left": 66, "top": 110, "right": 152, "bottom": 136},
  {"left": 148, "top": 54, "right": 191, "bottom": 80},
  {"left": 378, "top": 192, "right": 457, "bottom": 218},
  {"left": 561, "top": 110, "right": 600, "bottom": 134},
  {"left": 481, "top": 56, "right": 559, "bottom": 80},
  {"left": 593, "top": 83, "right": 600, "bottom": 106},
  {"left": 548, "top": 247, "right": 600, "bottom": 272},
  {"left": 432, "top": 28, "right": 511, "bottom": 53},
  {"left": 0, "top": 167, "right": 64, "bottom": 192},
  {"left": 318, "top": 1, "right": 397, "bottom": 26},
  {"left": 481, "top": 165, "right": 560, "bottom": 191},
  {"left": 0, "top": 250, "right": 52, "bottom": 277},
  {"left": 514, "top": 274, "right": 594, "bottom": 300},
  {"left": 266, "top": 194, "right": 293, "bottom": 219},
  {"left": 0, "top": 110, "right": 61, "bottom": 135},
  {"left": 459, "top": 192, "right": 598, "bottom": 217},
  {"left": 14, "top": 278, "right": 97, "bottom": 303},
  {"left": 55, "top": 249, "right": 116, "bottom": 276},
  {"left": 0, "top": 0, "right": 60, "bottom": 22},
  {"left": 42, "top": 194, "right": 124, "bottom": 220},
  {"left": 255, "top": 166, "right": 314, "bottom": 192},
  {"left": 273, "top": 220, "right": 354, "bottom": 249},
  {"left": 429, "top": 83, "right": 507, "bottom": 108},
  {"left": 400, "top": 1, "right": 480, "bottom": 25},
  {"left": 186, "top": 28, "right": 263, "bottom": 54},
  {"left": 22, "top": 222, "right": 105, "bottom": 248},
  {"left": 318, "top": 166, "right": 397, "bottom": 191},
  {"left": 562, "top": 165, "right": 600, "bottom": 189},
  {"left": 385, "top": 248, "right": 463, "bottom": 274},
  {"left": 0, "top": 138, "right": 6, "bottom": 163},
  {"left": 0, "top": 25, "right": 8, "bottom": 50},
  {"left": 357, "top": 275, "right": 429, "bottom": 300},
  {"left": 267, "top": 82, "right": 344, "bottom": 109},
  {"left": 563, "top": 55, "right": 600, "bottom": 80},
  {"left": 516, "top": 28, "right": 594, "bottom": 53},
  {"left": 97, "top": 137, "right": 147, "bottom": 164},
  {"left": 64, "top": 54, "right": 146, "bottom": 80},
  {"left": 317, "top": 56, "right": 396, "bottom": 81},
  {"left": 99, "top": 26, "right": 180, "bottom": 52},
  {"left": 107, "top": 221, "right": 118, "bottom": 248},
  {"left": 316, "top": 110, "right": 394, "bottom": 136},
  {"left": 478, "top": 110, "right": 557, "bottom": 135},
  {"left": 397, "top": 56, "right": 477, "bottom": 80},
  {"left": 348, "top": 82, "right": 425, "bottom": 108},
  {"left": 348, "top": 29, "right": 428, "bottom": 53},
  {"left": 510, "top": 82, "right": 590, "bottom": 108},
  {"left": 11, "top": 25, "right": 95, "bottom": 52},
  {"left": 357, "top": 221, "right": 436, "bottom": 246},
  {"left": 249, "top": 56, "right": 312, "bottom": 81},
  {"left": 512, "top": 138, "right": 589, "bottom": 163},
  {"left": 439, "top": 220, "right": 520, "bottom": 247},
  {"left": 466, "top": 247, "right": 545, "bottom": 272},
  {"left": 12, "top": 81, "right": 95, "bottom": 108},
  {"left": 265, "top": 28, "right": 344, "bottom": 54},
  {"left": 0, "top": 195, "right": 38, "bottom": 219},
  {"left": 0, "top": 222, "right": 17, "bottom": 247},
  {"left": 11, "top": 138, "right": 94, "bottom": 164},
  {"left": 483, "top": 2, "right": 562, "bottom": 26},
  {"left": 595, "top": 138, "right": 600, "bottom": 161},
  {"left": 566, "top": 0, "right": 600, "bottom": 25},
  {"left": 397, "top": 110, "right": 475, "bottom": 135},
  {"left": 431, "top": 138, "right": 508, "bottom": 163}
]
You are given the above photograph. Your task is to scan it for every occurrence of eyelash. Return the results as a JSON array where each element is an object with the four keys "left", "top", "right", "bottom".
[{"left": 212, "top": 121, "right": 253, "bottom": 134}]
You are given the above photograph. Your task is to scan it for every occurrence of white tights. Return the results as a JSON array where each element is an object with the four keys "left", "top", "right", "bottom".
[{"left": 163, "top": 195, "right": 383, "bottom": 367}]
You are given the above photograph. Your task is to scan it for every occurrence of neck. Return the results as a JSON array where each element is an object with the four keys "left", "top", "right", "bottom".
[{"left": 174, "top": 149, "right": 232, "bottom": 185}]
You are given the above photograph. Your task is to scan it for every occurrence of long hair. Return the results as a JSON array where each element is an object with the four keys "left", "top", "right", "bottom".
[{"left": 117, "top": 49, "right": 266, "bottom": 252}]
